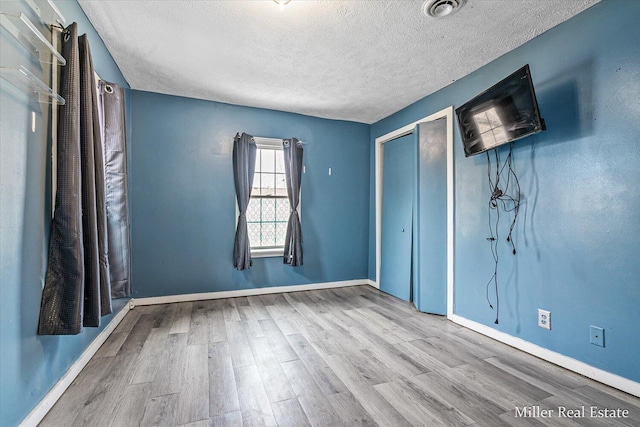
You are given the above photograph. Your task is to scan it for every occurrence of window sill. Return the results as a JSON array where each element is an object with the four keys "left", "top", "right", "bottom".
[{"left": 251, "top": 248, "right": 284, "bottom": 258}]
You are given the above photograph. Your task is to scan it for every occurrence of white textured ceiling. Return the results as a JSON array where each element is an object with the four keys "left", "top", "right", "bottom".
[{"left": 79, "top": 0, "right": 599, "bottom": 124}]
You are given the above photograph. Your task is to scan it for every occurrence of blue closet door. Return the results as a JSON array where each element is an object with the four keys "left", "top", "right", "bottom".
[
  {"left": 380, "top": 134, "right": 416, "bottom": 302},
  {"left": 416, "top": 119, "right": 448, "bottom": 315}
]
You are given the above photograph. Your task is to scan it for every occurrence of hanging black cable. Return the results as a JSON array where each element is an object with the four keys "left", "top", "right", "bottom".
[{"left": 485, "top": 142, "right": 520, "bottom": 324}]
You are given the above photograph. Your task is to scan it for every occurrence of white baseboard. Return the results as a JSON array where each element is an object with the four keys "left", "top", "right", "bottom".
[
  {"left": 450, "top": 314, "right": 640, "bottom": 398},
  {"left": 131, "top": 279, "right": 371, "bottom": 307},
  {"left": 366, "top": 279, "right": 378, "bottom": 289},
  {"left": 20, "top": 303, "right": 131, "bottom": 427}
]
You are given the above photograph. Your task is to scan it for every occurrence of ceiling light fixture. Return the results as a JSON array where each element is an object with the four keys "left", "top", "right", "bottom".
[
  {"left": 422, "top": 0, "right": 466, "bottom": 18},
  {"left": 273, "top": 0, "right": 291, "bottom": 10}
]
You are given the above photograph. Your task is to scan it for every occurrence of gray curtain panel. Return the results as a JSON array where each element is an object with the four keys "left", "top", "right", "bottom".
[
  {"left": 92, "top": 82, "right": 112, "bottom": 316},
  {"left": 98, "top": 80, "right": 131, "bottom": 298},
  {"left": 38, "top": 24, "right": 100, "bottom": 335},
  {"left": 233, "top": 132, "right": 257, "bottom": 270},
  {"left": 78, "top": 34, "right": 111, "bottom": 326},
  {"left": 38, "top": 24, "right": 131, "bottom": 334},
  {"left": 283, "top": 138, "right": 303, "bottom": 266}
]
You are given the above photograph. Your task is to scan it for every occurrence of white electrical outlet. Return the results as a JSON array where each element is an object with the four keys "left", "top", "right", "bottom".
[{"left": 538, "top": 309, "right": 551, "bottom": 330}]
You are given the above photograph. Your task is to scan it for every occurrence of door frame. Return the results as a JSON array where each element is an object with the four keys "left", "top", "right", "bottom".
[{"left": 374, "top": 106, "right": 455, "bottom": 318}]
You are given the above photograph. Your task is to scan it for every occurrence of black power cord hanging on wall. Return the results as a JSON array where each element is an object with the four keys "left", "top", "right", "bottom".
[{"left": 485, "top": 142, "right": 521, "bottom": 324}]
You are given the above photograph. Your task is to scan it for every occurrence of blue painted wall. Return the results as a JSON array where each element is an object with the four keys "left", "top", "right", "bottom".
[
  {"left": 3, "top": 1, "right": 639, "bottom": 425},
  {"left": 0, "top": 1, "right": 129, "bottom": 425},
  {"left": 129, "top": 91, "right": 370, "bottom": 297},
  {"left": 370, "top": 0, "right": 640, "bottom": 383}
]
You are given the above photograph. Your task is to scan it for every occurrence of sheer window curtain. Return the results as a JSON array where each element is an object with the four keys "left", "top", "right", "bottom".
[
  {"left": 232, "top": 132, "right": 257, "bottom": 270},
  {"left": 283, "top": 138, "right": 303, "bottom": 266}
]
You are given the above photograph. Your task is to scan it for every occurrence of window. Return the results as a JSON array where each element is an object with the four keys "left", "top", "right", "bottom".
[{"left": 246, "top": 138, "right": 292, "bottom": 257}]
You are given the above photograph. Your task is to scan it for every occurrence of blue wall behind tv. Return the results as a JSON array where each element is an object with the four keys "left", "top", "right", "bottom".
[
  {"left": 129, "top": 91, "right": 370, "bottom": 297},
  {"left": 0, "top": 1, "right": 130, "bottom": 425},
  {"left": 370, "top": 0, "right": 640, "bottom": 383}
]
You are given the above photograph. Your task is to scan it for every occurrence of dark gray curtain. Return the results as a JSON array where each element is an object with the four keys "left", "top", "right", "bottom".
[
  {"left": 38, "top": 24, "right": 130, "bottom": 335},
  {"left": 233, "top": 132, "right": 257, "bottom": 270},
  {"left": 79, "top": 34, "right": 111, "bottom": 326},
  {"left": 283, "top": 138, "right": 303, "bottom": 266},
  {"left": 98, "top": 80, "right": 131, "bottom": 298},
  {"left": 38, "top": 24, "right": 113, "bottom": 334}
]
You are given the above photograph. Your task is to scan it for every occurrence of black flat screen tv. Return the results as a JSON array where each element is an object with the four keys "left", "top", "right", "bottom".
[{"left": 456, "top": 64, "right": 545, "bottom": 157}]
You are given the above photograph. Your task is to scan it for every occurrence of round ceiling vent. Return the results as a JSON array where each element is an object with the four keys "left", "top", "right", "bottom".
[{"left": 422, "top": 0, "right": 466, "bottom": 18}]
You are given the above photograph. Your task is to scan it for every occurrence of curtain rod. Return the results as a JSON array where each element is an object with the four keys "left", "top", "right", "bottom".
[{"left": 254, "top": 136, "right": 307, "bottom": 145}]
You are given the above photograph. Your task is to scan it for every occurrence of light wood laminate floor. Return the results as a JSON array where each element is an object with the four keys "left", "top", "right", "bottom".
[{"left": 40, "top": 285, "right": 639, "bottom": 426}]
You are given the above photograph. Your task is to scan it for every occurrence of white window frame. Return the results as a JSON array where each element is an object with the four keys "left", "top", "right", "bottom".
[{"left": 236, "top": 137, "right": 299, "bottom": 258}]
